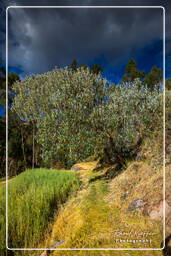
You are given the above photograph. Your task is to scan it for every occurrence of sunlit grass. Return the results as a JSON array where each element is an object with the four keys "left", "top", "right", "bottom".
[
  {"left": 49, "top": 162, "right": 163, "bottom": 256},
  {"left": 0, "top": 168, "right": 80, "bottom": 253}
]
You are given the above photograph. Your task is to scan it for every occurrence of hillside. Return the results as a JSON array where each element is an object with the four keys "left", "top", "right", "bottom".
[
  {"left": 1, "top": 115, "right": 170, "bottom": 256},
  {"left": 34, "top": 132, "right": 170, "bottom": 255},
  {"left": 1, "top": 73, "right": 170, "bottom": 255},
  {"left": 0, "top": 92, "right": 169, "bottom": 256}
]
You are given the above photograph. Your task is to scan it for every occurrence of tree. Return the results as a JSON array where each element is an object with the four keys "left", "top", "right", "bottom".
[
  {"left": 166, "top": 78, "right": 171, "bottom": 90},
  {"left": 0, "top": 116, "right": 6, "bottom": 177},
  {"left": 0, "top": 59, "right": 42, "bottom": 177},
  {"left": 8, "top": 73, "right": 20, "bottom": 89},
  {"left": 0, "top": 60, "right": 6, "bottom": 106},
  {"left": 144, "top": 66, "right": 162, "bottom": 90},
  {"left": 70, "top": 59, "right": 77, "bottom": 72},
  {"left": 0, "top": 59, "right": 20, "bottom": 105},
  {"left": 0, "top": 59, "right": 5, "bottom": 78},
  {"left": 12, "top": 67, "right": 107, "bottom": 167},
  {"left": 12, "top": 66, "right": 162, "bottom": 170},
  {"left": 90, "top": 79, "right": 162, "bottom": 166},
  {"left": 80, "top": 64, "right": 89, "bottom": 70},
  {"left": 70, "top": 61, "right": 103, "bottom": 75},
  {"left": 91, "top": 64, "right": 103, "bottom": 75},
  {"left": 122, "top": 59, "right": 144, "bottom": 83}
]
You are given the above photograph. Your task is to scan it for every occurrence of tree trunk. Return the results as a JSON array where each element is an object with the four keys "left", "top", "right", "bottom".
[
  {"left": 103, "top": 136, "right": 126, "bottom": 167},
  {"left": 32, "top": 122, "right": 35, "bottom": 169},
  {"left": 20, "top": 124, "right": 26, "bottom": 169}
]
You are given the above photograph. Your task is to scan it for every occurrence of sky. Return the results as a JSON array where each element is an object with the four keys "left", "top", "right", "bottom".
[{"left": 0, "top": 0, "right": 171, "bottom": 83}]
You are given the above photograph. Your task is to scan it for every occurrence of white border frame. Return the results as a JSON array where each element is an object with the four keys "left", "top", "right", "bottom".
[{"left": 6, "top": 5, "right": 165, "bottom": 251}]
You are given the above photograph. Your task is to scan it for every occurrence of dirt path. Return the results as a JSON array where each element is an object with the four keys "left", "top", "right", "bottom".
[
  {"left": 39, "top": 161, "right": 165, "bottom": 256},
  {"left": 0, "top": 177, "right": 13, "bottom": 185},
  {"left": 38, "top": 161, "right": 99, "bottom": 255}
]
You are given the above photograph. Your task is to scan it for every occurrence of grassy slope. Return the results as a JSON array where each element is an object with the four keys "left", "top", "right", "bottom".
[
  {"left": 1, "top": 92, "right": 170, "bottom": 256},
  {"left": 0, "top": 168, "right": 80, "bottom": 254},
  {"left": 48, "top": 153, "right": 169, "bottom": 255}
]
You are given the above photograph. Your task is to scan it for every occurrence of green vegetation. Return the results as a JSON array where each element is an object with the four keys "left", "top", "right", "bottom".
[
  {"left": 122, "top": 59, "right": 144, "bottom": 83},
  {"left": 0, "top": 58, "right": 169, "bottom": 254},
  {"left": 121, "top": 59, "right": 162, "bottom": 91},
  {"left": 12, "top": 67, "right": 162, "bottom": 172},
  {"left": 166, "top": 78, "right": 171, "bottom": 90},
  {"left": 0, "top": 168, "right": 80, "bottom": 253},
  {"left": 0, "top": 58, "right": 166, "bottom": 178},
  {"left": 12, "top": 67, "right": 107, "bottom": 168},
  {"left": 0, "top": 59, "right": 40, "bottom": 178},
  {"left": 144, "top": 66, "right": 162, "bottom": 90},
  {"left": 70, "top": 59, "right": 103, "bottom": 74},
  {"left": 90, "top": 79, "right": 162, "bottom": 167}
]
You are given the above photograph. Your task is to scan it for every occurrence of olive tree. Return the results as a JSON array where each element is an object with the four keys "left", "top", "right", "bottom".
[
  {"left": 90, "top": 78, "right": 162, "bottom": 165},
  {"left": 12, "top": 68, "right": 162, "bottom": 169},
  {"left": 12, "top": 67, "right": 107, "bottom": 167}
]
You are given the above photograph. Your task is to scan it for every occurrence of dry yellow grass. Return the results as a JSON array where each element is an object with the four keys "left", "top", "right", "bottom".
[
  {"left": 106, "top": 161, "right": 163, "bottom": 210},
  {"left": 42, "top": 159, "right": 167, "bottom": 256}
]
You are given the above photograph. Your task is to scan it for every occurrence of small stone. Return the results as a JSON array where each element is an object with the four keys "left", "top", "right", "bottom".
[
  {"left": 127, "top": 199, "right": 145, "bottom": 212},
  {"left": 71, "top": 165, "right": 85, "bottom": 171}
]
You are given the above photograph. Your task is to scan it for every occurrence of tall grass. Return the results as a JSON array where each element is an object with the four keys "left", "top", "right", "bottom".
[{"left": 0, "top": 168, "right": 80, "bottom": 253}]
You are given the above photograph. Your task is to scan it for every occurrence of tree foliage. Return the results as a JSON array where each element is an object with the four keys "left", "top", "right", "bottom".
[
  {"left": 122, "top": 59, "right": 163, "bottom": 91},
  {"left": 122, "top": 59, "right": 144, "bottom": 83},
  {"left": 166, "top": 78, "right": 171, "bottom": 90},
  {"left": 144, "top": 66, "right": 162, "bottom": 90},
  {"left": 0, "top": 59, "right": 38, "bottom": 178},
  {"left": 91, "top": 64, "right": 103, "bottom": 74},
  {"left": 90, "top": 78, "right": 162, "bottom": 164},
  {"left": 70, "top": 59, "right": 103, "bottom": 75},
  {"left": 12, "top": 67, "right": 162, "bottom": 168},
  {"left": 12, "top": 67, "right": 107, "bottom": 167},
  {"left": 70, "top": 59, "right": 77, "bottom": 72},
  {"left": 0, "top": 59, "right": 20, "bottom": 106}
]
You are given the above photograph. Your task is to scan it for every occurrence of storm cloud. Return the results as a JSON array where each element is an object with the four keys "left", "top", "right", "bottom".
[{"left": 0, "top": 0, "right": 170, "bottom": 79}]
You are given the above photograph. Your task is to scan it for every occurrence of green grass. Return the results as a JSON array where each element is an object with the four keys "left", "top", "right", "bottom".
[
  {"left": 0, "top": 168, "right": 80, "bottom": 254},
  {"left": 0, "top": 177, "right": 6, "bottom": 183}
]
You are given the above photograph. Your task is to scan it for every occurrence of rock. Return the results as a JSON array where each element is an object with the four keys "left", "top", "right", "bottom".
[
  {"left": 149, "top": 200, "right": 171, "bottom": 220},
  {"left": 40, "top": 240, "right": 65, "bottom": 256},
  {"left": 49, "top": 240, "right": 64, "bottom": 249},
  {"left": 120, "top": 192, "right": 129, "bottom": 200},
  {"left": 127, "top": 199, "right": 145, "bottom": 212},
  {"left": 71, "top": 165, "right": 85, "bottom": 171}
]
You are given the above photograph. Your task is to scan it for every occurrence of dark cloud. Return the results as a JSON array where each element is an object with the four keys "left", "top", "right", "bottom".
[{"left": 0, "top": 0, "right": 170, "bottom": 78}]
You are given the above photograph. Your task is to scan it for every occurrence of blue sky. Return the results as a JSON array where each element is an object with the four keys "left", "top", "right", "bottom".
[{"left": 86, "top": 39, "right": 164, "bottom": 83}]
